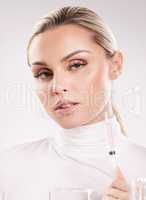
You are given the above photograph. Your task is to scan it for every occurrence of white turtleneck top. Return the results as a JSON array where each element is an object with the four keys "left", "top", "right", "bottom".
[{"left": 0, "top": 116, "right": 146, "bottom": 200}]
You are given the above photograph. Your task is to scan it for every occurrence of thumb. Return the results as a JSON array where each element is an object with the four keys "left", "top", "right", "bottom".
[{"left": 115, "top": 167, "right": 126, "bottom": 180}]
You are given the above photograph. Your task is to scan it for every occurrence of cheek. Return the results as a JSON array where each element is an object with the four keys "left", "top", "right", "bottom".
[
  {"left": 35, "top": 83, "right": 51, "bottom": 107},
  {"left": 93, "top": 59, "right": 109, "bottom": 81},
  {"left": 87, "top": 65, "right": 108, "bottom": 93},
  {"left": 84, "top": 65, "right": 109, "bottom": 106},
  {"left": 71, "top": 64, "right": 109, "bottom": 104},
  {"left": 94, "top": 64, "right": 108, "bottom": 87}
]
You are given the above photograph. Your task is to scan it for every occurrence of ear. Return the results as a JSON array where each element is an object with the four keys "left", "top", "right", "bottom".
[{"left": 108, "top": 51, "right": 124, "bottom": 80}]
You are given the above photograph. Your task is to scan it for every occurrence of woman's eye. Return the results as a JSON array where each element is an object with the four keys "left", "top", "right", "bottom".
[
  {"left": 69, "top": 61, "right": 87, "bottom": 70},
  {"left": 33, "top": 71, "right": 53, "bottom": 80}
]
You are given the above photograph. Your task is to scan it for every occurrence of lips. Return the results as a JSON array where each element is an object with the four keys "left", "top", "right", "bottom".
[{"left": 54, "top": 100, "right": 79, "bottom": 111}]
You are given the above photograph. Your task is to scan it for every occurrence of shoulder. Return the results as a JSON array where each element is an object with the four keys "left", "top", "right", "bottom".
[
  {"left": 0, "top": 136, "right": 53, "bottom": 167},
  {"left": 0, "top": 136, "right": 53, "bottom": 193},
  {"left": 117, "top": 134, "right": 146, "bottom": 157},
  {"left": 116, "top": 134, "right": 146, "bottom": 179}
]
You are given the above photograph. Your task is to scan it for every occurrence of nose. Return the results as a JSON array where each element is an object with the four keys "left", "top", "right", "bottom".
[{"left": 51, "top": 75, "right": 68, "bottom": 96}]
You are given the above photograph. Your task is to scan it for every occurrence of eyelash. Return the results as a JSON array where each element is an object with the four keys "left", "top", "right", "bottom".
[{"left": 33, "top": 60, "right": 87, "bottom": 80}]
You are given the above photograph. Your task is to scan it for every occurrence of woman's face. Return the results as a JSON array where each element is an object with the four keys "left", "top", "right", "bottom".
[{"left": 28, "top": 24, "right": 119, "bottom": 128}]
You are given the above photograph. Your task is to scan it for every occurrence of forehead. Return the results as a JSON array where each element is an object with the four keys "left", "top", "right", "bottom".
[{"left": 29, "top": 24, "right": 104, "bottom": 63}]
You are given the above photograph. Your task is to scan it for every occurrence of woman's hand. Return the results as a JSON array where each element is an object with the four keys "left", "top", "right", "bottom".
[{"left": 102, "top": 167, "right": 130, "bottom": 200}]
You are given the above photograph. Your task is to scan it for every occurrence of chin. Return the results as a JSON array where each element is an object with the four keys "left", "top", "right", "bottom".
[
  {"left": 50, "top": 108, "right": 90, "bottom": 129},
  {"left": 57, "top": 119, "right": 82, "bottom": 129}
]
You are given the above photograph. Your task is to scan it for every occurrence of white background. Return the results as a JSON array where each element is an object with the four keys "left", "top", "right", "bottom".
[{"left": 0, "top": 0, "right": 146, "bottom": 150}]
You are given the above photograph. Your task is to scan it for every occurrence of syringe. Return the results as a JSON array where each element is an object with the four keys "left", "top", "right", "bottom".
[{"left": 105, "top": 112, "right": 118, "bottom": 169}]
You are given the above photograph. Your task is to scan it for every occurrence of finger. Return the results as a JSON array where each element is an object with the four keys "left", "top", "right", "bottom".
[
  {"left": 106, "top": 187, "right": 129, "bottom": 200},
  {"left": 111, "top": 179, "right": 129, "bottom": 192},
  {"left": 102, "top": 195, "right": 118, "bottom": 200},
  {"left": 115, "top": 167, "right": 125, "bottom": 180}
]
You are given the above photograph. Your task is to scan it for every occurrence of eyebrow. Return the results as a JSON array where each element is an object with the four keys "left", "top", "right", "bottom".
[
  {"left": 61, "top": 49, "right": 92, "bottom": 62},
  {"left": 30, "top": 49, "right": 92, "bottom": 67}
]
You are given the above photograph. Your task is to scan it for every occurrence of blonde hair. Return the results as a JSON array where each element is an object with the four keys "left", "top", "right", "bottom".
[{"left": 27, "top": 6, "right": 127, "bottom": 136}]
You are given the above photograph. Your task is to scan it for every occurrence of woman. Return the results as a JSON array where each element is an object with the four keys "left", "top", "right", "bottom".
[{"left": 0, "top": 6, "right": 146, "bottom": 200}]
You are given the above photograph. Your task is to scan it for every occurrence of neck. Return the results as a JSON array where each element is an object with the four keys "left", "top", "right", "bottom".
[
  {"left": 81, "top": 102, "right": 114, "bottom": 127},
  {"left": 55, "top": 115, "right": 122, "bottom": 146}
]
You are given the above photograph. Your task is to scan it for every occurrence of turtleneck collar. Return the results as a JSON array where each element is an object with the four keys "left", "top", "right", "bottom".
[
  {"left": 51, "top": 116, "right": 126, "bottom": 179},
  {"left": 58, "top": 116, "right": 122, "bottom": 143},
  {"left": 53, "top": 116, "right": 124, "bottom": 158}
]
